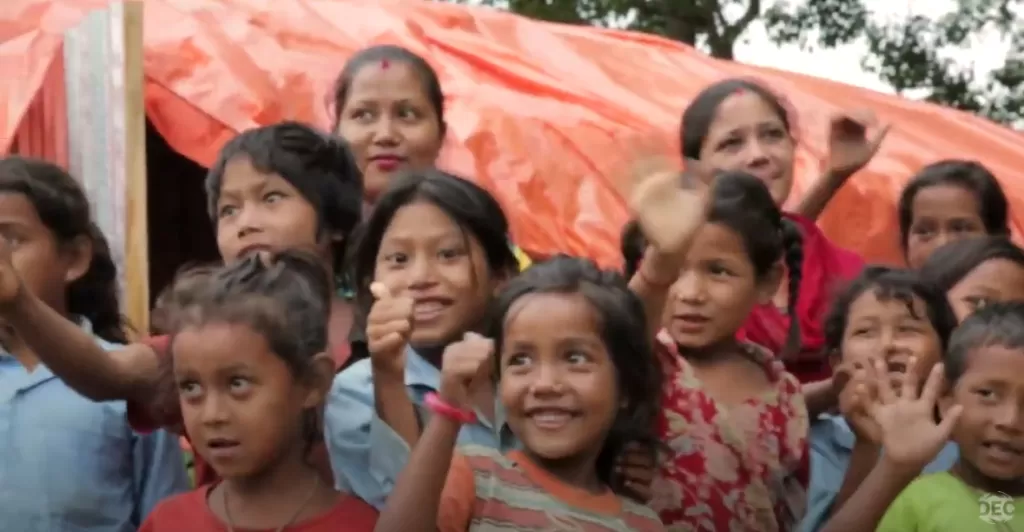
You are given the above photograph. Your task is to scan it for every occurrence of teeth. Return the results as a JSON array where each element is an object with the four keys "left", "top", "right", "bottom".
[{"left": 415, "top": 302, "right": 444, "bottom": 312}]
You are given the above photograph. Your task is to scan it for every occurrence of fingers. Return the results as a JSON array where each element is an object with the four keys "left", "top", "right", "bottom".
[
  {"left": 919, "top": 363, "right": 947, "bottom": 406},
  {"left": 870, "top": 359, "right": 897, "bottom": 405},
  {"left": 900, "top": 356, "right": 919, "bottom": 399},
  {"left": 367, "top": 332, "right": 407, "bottom": 357},
  {"left": 937, "top": 404, "right": 964, "bottom": 437},
  {"left": 869, "top": 123, "right": 892, "bottom": 150}
]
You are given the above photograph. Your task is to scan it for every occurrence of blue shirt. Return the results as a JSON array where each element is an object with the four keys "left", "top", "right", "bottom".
[
  {"left": 801, "top": 414, "right": 959, "bottom": 532},
  {"left": 324, "top": 348, "right": 517, "bottom": 509},
  {"left": 0, "top": 323, "right": 190, "bottom": 532}
]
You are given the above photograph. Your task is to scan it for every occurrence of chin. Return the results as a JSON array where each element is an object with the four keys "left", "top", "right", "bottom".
[{"left": 521, "top": 439, "right": 585, "bottom": 461}]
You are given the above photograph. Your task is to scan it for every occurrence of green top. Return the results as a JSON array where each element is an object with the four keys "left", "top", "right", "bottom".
[{"left": 878, "top": 471, "right": 1024, "bottom": 532}]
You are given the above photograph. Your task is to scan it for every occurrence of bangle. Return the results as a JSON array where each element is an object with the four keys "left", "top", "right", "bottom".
[{"left": 425, "top": 392, "right": 478, "bottom": 424}]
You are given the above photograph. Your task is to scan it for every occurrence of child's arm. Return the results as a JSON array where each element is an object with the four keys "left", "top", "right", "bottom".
[
  {"left": 131, "top": 429, "right": 191, "bottom": 524},
  {"left": 820, "top": 456, "right": 918, "bottom": 532},
  {"left": 2, "top": 288, "right": 160, "bottom": 401},
  {"left": 801, "top": 378, "right": 838, "bottom": 418},
  {"left": 374, "top": 334, "right": 494, "bottom": 532}
]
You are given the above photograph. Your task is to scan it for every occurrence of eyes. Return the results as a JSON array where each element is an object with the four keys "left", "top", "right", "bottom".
[
  {"left": 503, "top": 349, "right": 594, "bottom": 373},
  {"left": 177, "top": 375, "right": 253, "bottom": 401},
  {"left": 346, "top": 104, "right": 424, "bottom": 125},
  {"left": 716, "top": 126, "right": 788, "bottom": 153},
  {"left": 216, "top": 190, "right": 288, "bottom": 219},
  {"left": 909, "top": 218, "right": 982, "bottom": 240},
  {"left": 380, "top": 245, "right": 467, "bottom": 268}
]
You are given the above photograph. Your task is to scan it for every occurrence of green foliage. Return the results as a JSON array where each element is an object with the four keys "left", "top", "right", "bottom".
[{"left": 444, "top": 0, "right": 1023, "bottom": 126}]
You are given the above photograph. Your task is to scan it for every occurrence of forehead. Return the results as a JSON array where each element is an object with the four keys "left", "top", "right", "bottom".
[
  {"left": 962, "top": 345, "right": 1024, "bottom": 379},
  {"left": 847, "top": 289, "right": 925, "bottom": 321},
  {"left": 382, "top": 201, "right": 463, "bottom": 242},
  {"left": 345, "top": 61, "right": 429, "bottom": 103},
  {"left": 219, "top": 157, "right": 297, "bottom": 195},
  {"left": 504, "top": 292, "right": 599, "bottom": 337},
  {"left": 0, "top": 192, "right": 42, "bottom": 226},
  {"left": 706, "top": 92, "right": 785, "bottom": 135},
  {"left": 954, "top": 259, "right": 1024, "bottom": 295},
  {"left": 687, "top": 222, "right": 750, "bottom": 262},
  {"left": 911, "top": 184, "right": 980, "bottom": 216},
  {"left": 173, "top": 321, "right": 276, "bottom": 370}
]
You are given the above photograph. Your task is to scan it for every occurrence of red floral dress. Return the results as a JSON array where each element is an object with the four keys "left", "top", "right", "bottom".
[{"left": 650, "top": 333, "right": 809, "bottom": 531}]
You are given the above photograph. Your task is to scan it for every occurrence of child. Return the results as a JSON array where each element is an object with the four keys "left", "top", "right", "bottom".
[
  {"left": 629, "top": 168, "right": 809, "bottom": 530},
  {"left": 374, "top": 255, "right": 665, "bottom": 531},
  {"left": 802, "top": 266, "right": 959, "bottom": 531},
  {"left": 327, "top": 168, "right": 521, "bottom": 508},
  {"left": 678, "top": 78, "right": 874, "bottom": 384},
  {"left": 826, "top": 302, "right": 1024, "bottom": 531},
  {"left": 0, "top": 156, "right": 189, "bottom": 529},
  {"left": 140, "top": 251, "right": 377, "bottom": 531},
  {"left": 920, "top": 236, "right": 1024, "bottom": 321},
  {"left": 898, "top": 159, "right": 1009, "bottom": 269},
  {"left": 0, "top": 122, "right": 362, "bottom": 487}
]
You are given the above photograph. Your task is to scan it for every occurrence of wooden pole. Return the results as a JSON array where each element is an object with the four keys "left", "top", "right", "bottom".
[{"left": 121, "top": 1, "right": 149, "bottom": 334}]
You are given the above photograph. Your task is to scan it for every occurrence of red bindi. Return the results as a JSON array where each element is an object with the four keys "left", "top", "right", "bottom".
[{"left": 380, "top": 59, "right": 390, "bottom": 70}]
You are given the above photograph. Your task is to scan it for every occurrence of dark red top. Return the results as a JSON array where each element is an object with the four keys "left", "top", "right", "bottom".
[
  {"left": 139, "top": 485, "right": 377, "bottom": 531},
  {"left": 736, "top": 213, "right": 864, "bottom": 383}
]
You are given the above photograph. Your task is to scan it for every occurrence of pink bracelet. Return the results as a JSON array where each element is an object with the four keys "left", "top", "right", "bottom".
[{"left": 425, "top": 392, "right": 478, "bottom": 424}]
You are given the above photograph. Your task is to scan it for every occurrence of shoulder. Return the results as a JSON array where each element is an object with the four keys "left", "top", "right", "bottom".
[
  {"left": 458, "top": 445, "right": 507, "bottom": 468},
  {"left": 330, "top": 358, "right": 375, "bottom": 395},
  {"left": 783, "top": 213, "right": 863, "bottom": 275}
]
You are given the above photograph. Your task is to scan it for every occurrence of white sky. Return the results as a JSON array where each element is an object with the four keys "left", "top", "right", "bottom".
[{"left": 734, "top": 0, "right": 1011, "bottom": 95}]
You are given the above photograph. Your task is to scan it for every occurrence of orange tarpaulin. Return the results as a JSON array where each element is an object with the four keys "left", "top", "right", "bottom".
[{"left": 4, "top": 0, "right": 1023, "bottom": 268}]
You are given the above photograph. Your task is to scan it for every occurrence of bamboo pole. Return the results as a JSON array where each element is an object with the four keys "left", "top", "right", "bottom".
[{"left": 122, "top": 0, "right": 149, "bottom": 335}]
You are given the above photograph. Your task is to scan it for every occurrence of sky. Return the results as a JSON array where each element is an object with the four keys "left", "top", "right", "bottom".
[{"left": 733, "top": 0, "right": 1010, "bottom": 95}]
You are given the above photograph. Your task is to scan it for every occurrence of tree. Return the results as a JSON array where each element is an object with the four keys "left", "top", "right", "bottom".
[
  {"left": 445, "top": 0, "right": 1023, "bottom": 126},
  {"left": 445, "top": 0, "right": 764, "bottom": 60},
  {"left": 764, "top": 0, "right": 1024, "bottom": 125}
]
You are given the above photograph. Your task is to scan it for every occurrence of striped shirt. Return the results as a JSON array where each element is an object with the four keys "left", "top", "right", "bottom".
[{"left": 438, "top": 445, "right": 664, "bottom": 531}]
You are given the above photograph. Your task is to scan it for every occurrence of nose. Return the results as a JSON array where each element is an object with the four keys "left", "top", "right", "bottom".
[
  {"left": 199, "top": 393, "right": 230, "bottom": 427},
  {"left": 233, "top": 204, "right": 262, "bottom": 240},
  {"left": 742, "top": 140, "right": 772, "bottom": 169},
  {"left": 406, "top": 255, "right": 439, "bottom": 290},
  {"left": 371, "top": 115, "right": 400, "bottom": 147},
  {"left": 674, "top": 271, "right": 706, "bottom": 304},
  {"left": 529, "top": 362, "right": 563, "bottom": 396},
  {"left": 994, "top": 401, "right": 1023, "bottom": 433}
]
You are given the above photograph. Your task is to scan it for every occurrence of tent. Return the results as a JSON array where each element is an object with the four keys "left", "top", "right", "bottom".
[{"left": 4, "top": 0, "right": 1023, "bottom": 271}]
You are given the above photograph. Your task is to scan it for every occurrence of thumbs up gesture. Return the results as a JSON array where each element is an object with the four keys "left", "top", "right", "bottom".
[
  {"left": 366, "top": 282, "right": 414, "bottom": 376},
  {"left": 439, "top": 332, "right": 495, "bottom": 409}
]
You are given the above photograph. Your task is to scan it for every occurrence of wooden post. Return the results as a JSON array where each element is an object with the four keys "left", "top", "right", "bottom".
[
  {"left": 64, "top": 1, "right": 149, "bottom": 336},
  {"left": 122, "top": 1, "right": 149, "bottom": 335}
]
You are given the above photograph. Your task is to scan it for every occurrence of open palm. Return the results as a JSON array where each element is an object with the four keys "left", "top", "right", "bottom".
[
  {"left": 629, "top": 156, "right": 710, "bottom": 260},
  {"left": 825, "top": 111, "right": 890, "bottom": 178},
  {"left": 867, "top": 359, "right": 962, "bottom": 473}
]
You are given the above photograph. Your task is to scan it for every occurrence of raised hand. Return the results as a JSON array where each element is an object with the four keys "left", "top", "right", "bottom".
[
  {"left": 867, "top": 358, "right": 962, "bottom": 475},
  {"left": 628, "top": 154, "right": 712, "bottom": 273},
  {"left": 438, "top": 332, "right": 494, "bottom": 410},
  {"left": 824, "top": 110, "right": 891, "bottom": 179},
  {"left": 835, "top": 361, "right": 883, "bottom": 444},
  {"left": 366, "top": 281, "right": 414, "bottom": 376}
]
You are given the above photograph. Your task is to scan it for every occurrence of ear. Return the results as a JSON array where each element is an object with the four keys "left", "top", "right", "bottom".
[
  {"left": 301, "top": 351, "right": 335, "bottom": 409},
  {"left": 755, "top": 261, "right": 784, "bottom": 305},
  {"left": 62, "top": 234, "right": 93, "bottom": 285}
]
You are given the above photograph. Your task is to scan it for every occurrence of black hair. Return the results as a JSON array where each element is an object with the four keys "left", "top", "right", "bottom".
[
  {"left": 679, "top": 78, "right": 792, "bottom": 161},
  {"left": 919, "top": 236, "right": 1024, "bottom": 294},
  {"left": 945, "top": 301, "right": 1024, "bottom": 385},
  {"left": 823, "top": 266, "right": 958, "bottom": 355},
  {"left": 897, "top": 160, "right": 1009, "bottom": 252},
  {"left": 0, "top": 156, "right": 129, "bottom": 344},
  {"left": 330, "top": 45, "right": 447, "bottom": 137},
  {"left": 489, "top": 255, "right": 662, "bottom": 502},
  {"left": 204, "top": 121, "right": 363, "bottom": 275},
  {"left": 349, "top": 168, "right": 519, "bottom": 319},
  {"left": 150, "top": 262, "right": 219, "bottom": 335},
  {"left": 709, "top": 172, "right": 803, "bottom": 356},
  {"left": 620, "top": 219, "right": 645, "bottom": 279},
  {"left": 171, "top": 250, "right": 332, "bottom": 456}
]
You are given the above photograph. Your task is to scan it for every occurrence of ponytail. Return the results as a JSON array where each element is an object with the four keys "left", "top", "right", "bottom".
[
  {"left": 780, "top": 219, "right": 804, "bottom": 358},
  {"left": 67, "top": 223, "right": 129, "bottom": 344}
]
